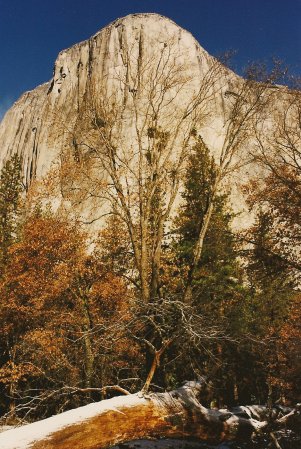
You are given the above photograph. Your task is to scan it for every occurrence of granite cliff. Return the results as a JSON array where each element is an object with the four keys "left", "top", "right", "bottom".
[{"left": 0, "top": 13, "right": 290, "bottom": 227}]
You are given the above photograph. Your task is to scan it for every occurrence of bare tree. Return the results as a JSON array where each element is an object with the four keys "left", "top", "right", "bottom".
[
  {"left": 61, "top": 38, "right": 225, "bottom": 303},
  {"left": 123, "top": 297, "right": 230, "bottom": 394},
  {"left": 57, "top": 45, "right": 284, "bottom": 310},
  {"left": 245, "top": 80, "right": 301, "bottom": 279}
]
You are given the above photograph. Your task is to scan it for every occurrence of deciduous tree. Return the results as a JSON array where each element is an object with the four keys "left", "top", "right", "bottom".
[{"left": 0, "top": 211, "right": 133, "bottom": 421}]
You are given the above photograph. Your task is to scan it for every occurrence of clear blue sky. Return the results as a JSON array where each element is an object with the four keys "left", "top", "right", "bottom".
[{"left": 0, "top": 0, "right": 300, "bottom": 118}]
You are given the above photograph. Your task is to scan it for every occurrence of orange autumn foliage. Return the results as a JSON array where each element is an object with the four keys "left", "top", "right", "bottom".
[{"left": 0, "top": 212, "right": 138, "bottom": 418}]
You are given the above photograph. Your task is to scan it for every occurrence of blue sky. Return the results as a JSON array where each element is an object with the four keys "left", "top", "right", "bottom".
[{"left": 0, "top": 0, "right": 300, "bottom": 118}]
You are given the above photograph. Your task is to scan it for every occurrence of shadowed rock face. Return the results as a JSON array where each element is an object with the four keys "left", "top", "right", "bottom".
[{"left": 0, "top": 13, "right": 290, "bottom": 228}]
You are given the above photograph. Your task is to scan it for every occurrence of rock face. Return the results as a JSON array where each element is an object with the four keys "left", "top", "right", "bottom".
[
  {"left": 0, "top": 13, "right": 289, "bottom": 225},
  {"left": 0, "top": 14, "right": 220, "bottom": 179}
]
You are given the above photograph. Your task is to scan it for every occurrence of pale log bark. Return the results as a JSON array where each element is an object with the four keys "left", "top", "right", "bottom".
[{"left": 0, "top": 381, "right": 274, "bottom": 449}]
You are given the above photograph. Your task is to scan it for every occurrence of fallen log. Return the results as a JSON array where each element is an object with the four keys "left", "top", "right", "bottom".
[{"left": 0, "top": 381, "right": 298, "bottom": 449}]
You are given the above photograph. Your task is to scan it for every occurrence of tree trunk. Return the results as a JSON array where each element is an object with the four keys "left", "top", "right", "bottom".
[
  {"left": 79, "top": 292, "right": 95, "bottom": 389},
  {"left": 0, "top": 381, "right": 299, "bottom": 449},
  {"left": 183, "top": 200, "right": 215, "bottom": 303},
  {"left": 183, "top": 174, "right": 220, "bottom": 304},
  {"left": 140, "top": 222, "right": 150, "bottom": 303}
]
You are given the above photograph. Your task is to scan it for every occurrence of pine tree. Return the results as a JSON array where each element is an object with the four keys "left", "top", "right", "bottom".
[
  {"left": 244, "top": 209, "right": 296, "bottom": 404},
  {"left": 0, "top": 154, "right": 23, "bottom": 271},
  {"left": 174, "top": 139, "right": 242, "bottom": 313},
  {"left": 170, "top": 140, "right": 254, "bottom": 404}
]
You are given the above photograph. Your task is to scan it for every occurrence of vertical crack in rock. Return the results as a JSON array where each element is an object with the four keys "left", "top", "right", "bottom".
[
  {"left": 88, "top": 38, "right": 94, "bottom": 78},
  {"left": 137, "top": 26, "right": 144, "bottom": 92},
  {"left": 76, "top": 60, "right": 83, "bottom": 112}
]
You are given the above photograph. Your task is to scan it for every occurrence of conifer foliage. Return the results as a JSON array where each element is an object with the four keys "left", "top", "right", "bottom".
[{"left": 0, "top": 155, "right": 23, "bottom": 271}]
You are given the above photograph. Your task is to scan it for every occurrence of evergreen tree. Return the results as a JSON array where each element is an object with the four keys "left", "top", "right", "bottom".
[
  {"left": 0, "top": 154, "right": 23, "bottom": 271},
  {"left": 244, "top": 209, "right": 296, "bottom": 404},
  {"left": 170, "top": 140, "right": 254, "bottom": 404},
  {"left": 174, "top": 139, "right": 243, "bottom": 314}
]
